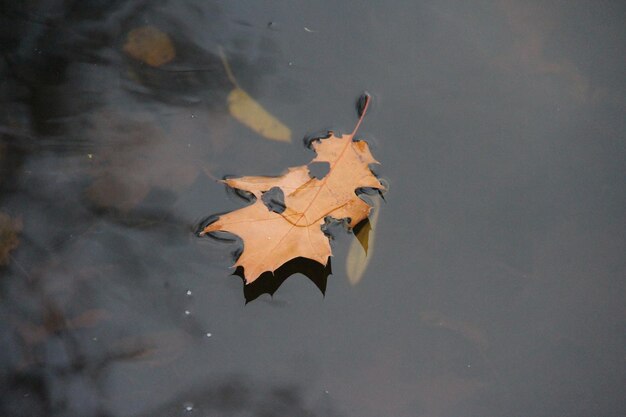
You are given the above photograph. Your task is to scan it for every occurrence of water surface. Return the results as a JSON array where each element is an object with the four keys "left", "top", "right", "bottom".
[{"left": 1, "top": 1, "right": 625, "bottom": 416}]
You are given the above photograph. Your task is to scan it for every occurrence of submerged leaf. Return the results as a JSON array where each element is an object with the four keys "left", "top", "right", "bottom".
[
  {"left": 227, "top": 88, "right": 291, "bottom": 142},
  {"left": 123, "top": 26, "right": 175, "bottom": 67},
  {"left": 346, "top": 198, "right": 381, "bottom": 285},
  {"left": 84, "top": 110, "right": 210, "bottom": 212},
  {"left": 219, "top": 48, "right": 291, "bottom": 142},
  {"left": 0, "top": 212, "right": 22, "bottom": 265}
]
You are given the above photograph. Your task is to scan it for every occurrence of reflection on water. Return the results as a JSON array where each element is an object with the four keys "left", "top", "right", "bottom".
[
  {"left": 2, "top": 1, "right": 625, "bottom": 416},
  {"left": 237, "top": 257, "right": 332, "bottom": 303},
  {"left": 135, "top": 376, "right": 332, "bottom": 417}
]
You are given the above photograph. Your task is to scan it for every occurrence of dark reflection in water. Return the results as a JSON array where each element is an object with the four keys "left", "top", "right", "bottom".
[
  {"left": 135, "top": 376, "right": 338, "bottom": 417},
  {"left": 2, "top": 0, "right": 626, "bottom": 417},
  {"left": 237, "top": 257, "right": 332, "bottom": 303}
]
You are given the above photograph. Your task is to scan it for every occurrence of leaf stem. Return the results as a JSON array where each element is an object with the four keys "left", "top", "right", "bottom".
[
  {"left": 218, "top": 46, "right": 241, "bottom": 89},
  {"left": 351, "top": 93, "right": 371, "bottom": 136}
]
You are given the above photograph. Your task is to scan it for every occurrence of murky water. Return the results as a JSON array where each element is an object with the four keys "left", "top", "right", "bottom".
[{"left": 1, "top": 1, "right": 625, "bottom": 416}]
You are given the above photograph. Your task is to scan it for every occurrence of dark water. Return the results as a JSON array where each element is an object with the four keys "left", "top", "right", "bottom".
[{"left": 1, "top": 1, "right": 625, "bottom": 416}]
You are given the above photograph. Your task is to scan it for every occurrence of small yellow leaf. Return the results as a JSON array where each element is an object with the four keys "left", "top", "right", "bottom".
[
  {"left": 218, "top": 47, "right": 291, "bottom": 143},
  {"left": 227, "top": 88, "right": 291, "bottom": 142},
  {"left": 123, "top": 26, "right": 175, "bottom": 67},
  {"left": 346, "top": 198, "right": 381, "bottom": 286}
]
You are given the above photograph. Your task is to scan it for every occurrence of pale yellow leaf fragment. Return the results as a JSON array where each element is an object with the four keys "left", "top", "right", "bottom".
[
  {"left": 227, "top": 88, "right": 291, "bottom": 142},
  {"left": 219, "top": 46, "right": 291, "bottom": 143},
  {"left": 346, "top": 198, "right": 381, "bottom": 285}
]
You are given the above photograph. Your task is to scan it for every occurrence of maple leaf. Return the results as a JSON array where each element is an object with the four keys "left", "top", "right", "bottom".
[{"left": 200, "top": 94, "right": 384, "bottom": 284}]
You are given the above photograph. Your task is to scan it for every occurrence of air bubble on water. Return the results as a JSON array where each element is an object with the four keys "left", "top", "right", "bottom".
[
  {"left": 183, "top": 402, "right": 194, "bottom": 412},
  {"left": 206, "top": 332, "right": 212, "bottom": 337},
  {"left": 184, "top": 310, "right": 191, "bottom": 316}
]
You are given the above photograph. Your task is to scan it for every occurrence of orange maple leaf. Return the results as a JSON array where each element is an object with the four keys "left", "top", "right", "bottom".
[{"left": 200, "top": 94, "right": 384, "bottom": 283}]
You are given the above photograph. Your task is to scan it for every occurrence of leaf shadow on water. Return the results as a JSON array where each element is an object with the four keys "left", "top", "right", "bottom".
[
  {"left": 234, "top": 257, "right": 332, "bottom": 303},
  {"left": 196, "top": 180, "right": 336, "bottom": 302}
]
